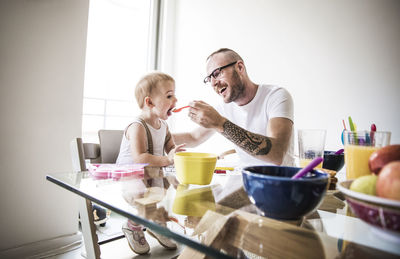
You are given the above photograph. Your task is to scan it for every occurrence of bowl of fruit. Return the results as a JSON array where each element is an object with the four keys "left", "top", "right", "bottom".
[{"left": 337, "top": 145, "right": 400, "bottom": 238}]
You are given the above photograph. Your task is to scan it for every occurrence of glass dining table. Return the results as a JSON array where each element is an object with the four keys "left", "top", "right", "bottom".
[{"left": 46, "top": 166, "right": 400, "bottom": 259}]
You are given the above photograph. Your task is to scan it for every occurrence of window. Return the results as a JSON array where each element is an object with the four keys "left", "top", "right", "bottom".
[{"left": 82, "top": 0, "right": 153, "bottom": 143}]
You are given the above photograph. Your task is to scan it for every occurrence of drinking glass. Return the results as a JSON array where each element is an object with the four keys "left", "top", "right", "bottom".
[
  {"left": 344, "top": 130, "right": 391, "bottom": 180},
  {"left": 298, "top": 129, "right": 326, "bottom": 168}
]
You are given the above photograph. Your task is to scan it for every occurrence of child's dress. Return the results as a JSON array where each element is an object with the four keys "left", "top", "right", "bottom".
[
  {"left": 116, "top": 118, "right": 177, "bottom": 254},
  {"left": 116, "top": 118, "right": 169, "bottom": 165}
]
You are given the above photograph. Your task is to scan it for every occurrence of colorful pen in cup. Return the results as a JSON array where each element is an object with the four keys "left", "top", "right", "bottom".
[{"left": 370, "top": 123, "right": 376, "bottom": 145}]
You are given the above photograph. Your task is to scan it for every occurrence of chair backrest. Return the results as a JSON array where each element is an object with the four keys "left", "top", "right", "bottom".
[
  {"left": 70, "top": 138, "right": 87, "bottom": 171},
  {"left": 98, "top": 129, "right": 124, "bottom": 163},
  {"left": 70, "top": 138, "right": 101, "bottom": 171},
  {"left": 83, "top": 143, "right": 101, "bottom": 163},
  {"left": 70, "top": 130, "right": 122, "bottom": 172}
]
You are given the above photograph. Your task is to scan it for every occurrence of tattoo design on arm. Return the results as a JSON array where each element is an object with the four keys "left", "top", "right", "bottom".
[{"left": 221, "top": 120, "right": 272, "bottom": 155}]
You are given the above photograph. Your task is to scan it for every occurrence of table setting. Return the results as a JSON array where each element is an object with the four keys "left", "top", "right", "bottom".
[{"left": 46, "top": 117, "right": 400, "bottom": 258}]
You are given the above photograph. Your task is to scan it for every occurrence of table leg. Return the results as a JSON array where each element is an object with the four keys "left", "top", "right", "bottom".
[{"left": 79, "top": 198, "right": 101, "bottom": 259}]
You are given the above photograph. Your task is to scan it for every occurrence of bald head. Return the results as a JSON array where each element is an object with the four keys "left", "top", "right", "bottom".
[
  {"left": 206, "top": 48, "right": 243, "bottom": 63},
  {"left": 205, "top": 48, "right": 257, "bottom": 106}
]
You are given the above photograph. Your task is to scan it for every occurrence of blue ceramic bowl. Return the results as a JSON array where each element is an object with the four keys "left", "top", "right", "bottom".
[
  {"left": 242, "top": 166, "right": 329, "bottom": 220},
  {"left": 323, "top": 151, "right": 345, "bottom": 171}
]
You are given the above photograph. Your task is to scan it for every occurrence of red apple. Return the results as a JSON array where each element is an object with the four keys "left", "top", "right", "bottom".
[
  {"left": 368, "top": 145, "right": 400, "bottom": 174},
  {"left": 376, "top": 161, "right": 400, "bottom": 200}
]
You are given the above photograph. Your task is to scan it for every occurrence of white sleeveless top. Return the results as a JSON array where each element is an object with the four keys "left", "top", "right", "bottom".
[{"left": 116, "top": 119, "right": 168, "bottom": 165}]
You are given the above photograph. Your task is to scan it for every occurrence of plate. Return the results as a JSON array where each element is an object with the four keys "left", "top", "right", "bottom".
[
  {"left": 88, "top": 163, "right": 146, "bottom": 180},
  {"left": 337, "top": 180, "right": 400, "bottom": 239}
]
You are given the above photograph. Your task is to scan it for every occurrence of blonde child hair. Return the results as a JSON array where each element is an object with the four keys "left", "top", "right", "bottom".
[{"left": 135, "top": 72, "right": 175, "bottom": 108}]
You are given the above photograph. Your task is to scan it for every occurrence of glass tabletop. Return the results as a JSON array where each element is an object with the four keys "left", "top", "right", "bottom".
[{"left": 46, "top": 167, "right": 400, "bottom": 258}]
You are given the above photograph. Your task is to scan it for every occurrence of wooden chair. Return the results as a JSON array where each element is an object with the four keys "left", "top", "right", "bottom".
[
  {"left": 70, "top": 139, "right": 100, "bottom": 171},
  {"left": 70, "top": 130, "right": 124, "bottom": 259}
]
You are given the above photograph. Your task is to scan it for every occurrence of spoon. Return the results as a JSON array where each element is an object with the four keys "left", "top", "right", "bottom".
[
  {"left": 172, "top": 105, "right": 190, "bottom": 113},
  {"left": 292, "top": 157, "right": 324, "bottom": 179},
  {"left": 334, "top": 149, "right": 344, "bottom": 155}
]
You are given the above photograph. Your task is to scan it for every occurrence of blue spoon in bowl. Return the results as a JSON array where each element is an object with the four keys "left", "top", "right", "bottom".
[{"left": 292, "top": 157, "right": 324, "bottom": 179}]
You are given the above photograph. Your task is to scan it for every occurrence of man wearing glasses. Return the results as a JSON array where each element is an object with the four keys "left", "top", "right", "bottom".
[{"left": 173, "top": 48, "right": 294, "bottom": 166}]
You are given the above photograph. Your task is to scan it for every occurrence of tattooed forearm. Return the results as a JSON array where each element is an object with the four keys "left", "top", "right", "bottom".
[{"left": 221, "top": 120, "right": 272, "bottom": 155}]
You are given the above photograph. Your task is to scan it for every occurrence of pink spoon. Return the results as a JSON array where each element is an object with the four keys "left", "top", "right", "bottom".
[{"left": 172, "top": 105, "right": 190, "bottom": 113}]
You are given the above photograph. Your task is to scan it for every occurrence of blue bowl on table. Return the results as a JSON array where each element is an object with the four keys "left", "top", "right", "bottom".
[
  {"left": 322, "top": 150, "right": 345, "bottom": 172},
  {"left": 242, "top": 166, "right": 329, "bottom": 220}
]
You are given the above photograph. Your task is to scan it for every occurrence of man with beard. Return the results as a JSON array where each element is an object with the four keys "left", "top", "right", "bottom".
[{"left": 173, "top": 48, "right": 295, "bottom": 166}]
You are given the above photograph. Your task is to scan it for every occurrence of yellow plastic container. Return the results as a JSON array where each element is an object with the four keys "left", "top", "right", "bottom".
[
  {"left": 174, "top": 152, "right": 217, "bottom": 185},
  {"left": 172, "top": 185, "right": 216, "bottom": 216}
]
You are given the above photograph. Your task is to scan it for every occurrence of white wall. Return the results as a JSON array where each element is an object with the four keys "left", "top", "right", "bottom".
[
  {"left": 0, "top": 0, "right": 89, "bottom": 250},
  {"left": 168, "top": 0, "right": 400, "bottom": 154}
]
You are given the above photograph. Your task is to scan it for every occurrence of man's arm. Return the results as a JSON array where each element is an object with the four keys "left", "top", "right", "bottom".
[
  {"left": 187, "top": 100, "right": 292, "bottom": 164},
  {"left": 220, "top": 117, "right": 293, "bottom": 165},
  {"left": 172, "top": 127, "right": 214, "bottom": 148}
]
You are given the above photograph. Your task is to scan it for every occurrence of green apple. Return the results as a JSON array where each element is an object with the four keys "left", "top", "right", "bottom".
[{"left": 350, "top": 174, "right": 378, "bottom": 195}]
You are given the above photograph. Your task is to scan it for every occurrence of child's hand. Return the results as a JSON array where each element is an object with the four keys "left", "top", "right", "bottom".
[{"left": 167, "top": 144, "right": 186, "bottom": 164}]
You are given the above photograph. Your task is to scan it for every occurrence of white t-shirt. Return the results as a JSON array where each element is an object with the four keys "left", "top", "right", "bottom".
[
  {"left": 116, "top": 119, "right": 168, "bottom": 165},
  {"left": 216, "top": 84, "right": 295, "bottom": 167}
]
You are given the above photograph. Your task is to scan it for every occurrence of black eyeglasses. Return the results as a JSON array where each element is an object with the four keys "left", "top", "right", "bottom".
[{"left": 203, "top": 61, "right": 238, "bottom": 84}]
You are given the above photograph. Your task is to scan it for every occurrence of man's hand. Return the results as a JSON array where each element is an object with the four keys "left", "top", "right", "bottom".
[{"left": 188, "top": 100, "right": 227, "bottom": 132}]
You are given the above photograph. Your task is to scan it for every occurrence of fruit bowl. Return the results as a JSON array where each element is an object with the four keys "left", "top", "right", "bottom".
[{"left": 338, "top": 180, "right": 400, "bottom": 237}]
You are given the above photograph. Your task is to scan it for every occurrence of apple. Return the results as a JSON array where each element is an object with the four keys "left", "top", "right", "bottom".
[
  {"left": 368, "top": 145, "right": 400, "bottom": 174},
  {"left": 376, "top": 161, "right": 400, "bottom": 200},
  {"left": 350, "top": 174, "right": 377, "bottom": 195}
]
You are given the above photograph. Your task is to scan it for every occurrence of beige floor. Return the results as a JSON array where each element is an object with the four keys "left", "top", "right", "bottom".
[
  {"left": 51, "top": 235, "right": 183, "bottom": 259},
  {"left": 49, "top": 212, "right": 183, "bottom": 259}
]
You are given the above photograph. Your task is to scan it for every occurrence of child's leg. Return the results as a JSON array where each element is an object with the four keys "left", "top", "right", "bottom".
[
  {"left": 122, "top": 220, "right": 150, "bottom": 254},
  {"left": 147, "top": 220, "right": 177, "bottom": 250}
]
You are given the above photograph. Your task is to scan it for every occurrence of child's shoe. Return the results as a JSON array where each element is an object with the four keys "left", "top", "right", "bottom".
[
  {"left": 92, "top": 204, "right": 110, "bottom": 227},
  {"left": 78, "top": 204, "right": 110, "bottom": 227},
  {"left": 122, "top": 221, "right": 150, "bottom": 254},
  {"left": 147, "top": 221, "right": 177, "bottom": 250}
]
